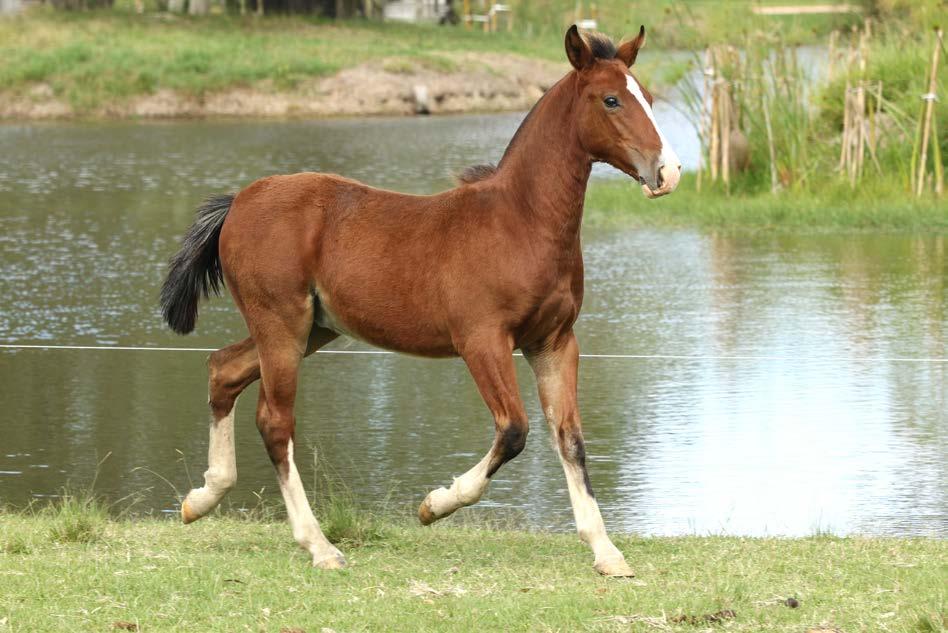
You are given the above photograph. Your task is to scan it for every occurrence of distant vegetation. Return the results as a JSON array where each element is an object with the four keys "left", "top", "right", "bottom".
[
  {"left": 666, "top": 16, "right": 946, "bottom": 207},
  {"left": 1, "top": 0, "right": 943, "bottom": 219}
]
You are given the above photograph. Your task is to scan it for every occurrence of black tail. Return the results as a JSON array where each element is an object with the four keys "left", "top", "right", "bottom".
[{"left": 160, "top": 193, "right": 234, "bottom": 335}]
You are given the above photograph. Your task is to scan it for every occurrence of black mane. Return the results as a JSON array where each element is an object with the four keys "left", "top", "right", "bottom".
[
  {"left": 457, "top": 163, "right": 497, "bottom": 184},
  {"left": 457, "top": 32, "right": 616, "bottom": 186}
]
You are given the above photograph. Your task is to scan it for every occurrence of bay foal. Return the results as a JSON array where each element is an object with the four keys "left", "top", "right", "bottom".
[{"left": 161, "top": 26, "right": 680, "bottom": 576}]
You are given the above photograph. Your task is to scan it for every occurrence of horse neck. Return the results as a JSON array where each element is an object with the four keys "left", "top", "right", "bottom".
[{"left": 495, "top": 73, "right": 591, "bottom": 241}]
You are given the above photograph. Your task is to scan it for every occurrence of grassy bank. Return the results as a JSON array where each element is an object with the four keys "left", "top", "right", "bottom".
[
  {"left": 585, "top": 175, "right": 948, "bottom": 231},
  {"left": 0, "top": 0, "right": 915, "bottom": 117},
  {"left": 1, "top": 505, "right": 946, "bottom": 632},
  {"left": 0, "top": 11, "right": 570, "bottom": 113}
]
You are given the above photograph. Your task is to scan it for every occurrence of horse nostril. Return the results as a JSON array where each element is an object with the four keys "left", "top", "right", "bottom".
[{"left": 656, "top": 170, "right": 664, "bottom": 189}]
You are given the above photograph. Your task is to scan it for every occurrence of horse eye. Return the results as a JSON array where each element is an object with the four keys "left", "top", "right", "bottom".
[{"left": 603, "top": 96, "right": 620, "bottom": 109}]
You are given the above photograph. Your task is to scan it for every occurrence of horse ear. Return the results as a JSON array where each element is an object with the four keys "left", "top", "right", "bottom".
[
  {"left": 565, "top": 25, "right": 593, "bottom": 70},
  {"left": 617, "top": 25, "right": 646, "bottom": 67}
]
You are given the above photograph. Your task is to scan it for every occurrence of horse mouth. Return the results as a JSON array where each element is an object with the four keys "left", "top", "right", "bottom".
[
  {"left": 635, "top": 174, "right": 665, "bottom": 199},
  {"left": 611, "top": 162, "right": 671, "bottom": 199}
]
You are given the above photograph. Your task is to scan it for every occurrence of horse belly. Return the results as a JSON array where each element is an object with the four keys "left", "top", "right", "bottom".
[{"left": 312, "top": 286, "right": 457, "bottom": 358}]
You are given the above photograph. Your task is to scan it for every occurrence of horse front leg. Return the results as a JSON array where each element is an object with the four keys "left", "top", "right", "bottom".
[
  {"left": 419, "top": 331, "right": 529, "bottom": 525},
  {"left": 526, "top": 331, "right": 633, "bottom": 577}
]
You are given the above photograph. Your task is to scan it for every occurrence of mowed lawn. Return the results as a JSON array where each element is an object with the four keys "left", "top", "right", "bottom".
[{"left": 1, "top": 513, "right": 945, "bottom": 632}]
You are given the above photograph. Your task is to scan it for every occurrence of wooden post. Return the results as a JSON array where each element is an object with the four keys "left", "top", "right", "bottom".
[
  {"left": 839, "top": 81, "right": 851, "bottom": 173},
  {"left": 709, "top": 81, "right": 720, "bottom": 183},
  {"left": 696, "top": 48, "right": 712, "bottom": 193},
  {"left": 763, "top": 87, "right": 778, "bottom": 194},
  {"left": 866, "top": 82, "right": 883, "bottom": 175},
  {"left": 721, "top": 82, "right": 731, "bottom": 193},
  {"left": 916, "top": 28, "right": 944, "bottom": 197},
  {"left": 828, "top": 31, "right": 838, "bottom": 82},
  {"left": 855, "top": 84, "right": 866, "bottom": 184},
  {"left": 933, "top": 111, "right": 944, "bottom": 195}
]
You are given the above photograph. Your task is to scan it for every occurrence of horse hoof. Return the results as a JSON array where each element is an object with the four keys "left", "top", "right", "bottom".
[
  {"left": 418, "top": 497, "right": 437, "bottom": 526},
  {"left": 181, "top": 498, "right": 201, "bottom": 525},
  {"left": 594, "top": 557, "right": 635, "bottom": 578},
  {"left": 313, "top": 552, "right": 347, "bottom": 570}
]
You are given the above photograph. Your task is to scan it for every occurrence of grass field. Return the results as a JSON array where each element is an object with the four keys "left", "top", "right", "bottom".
[
  {"left": 0, "top": 0, "right": 893, "bottom": 113},
  {"left": 0, "top": 11, "right": 570, "bottom": 111},
  {"left": 584, "top": 175, "right": 948, "bottom": 231},
  {"left": 1, "top": 502, "right": 946, "bottom": 632}
]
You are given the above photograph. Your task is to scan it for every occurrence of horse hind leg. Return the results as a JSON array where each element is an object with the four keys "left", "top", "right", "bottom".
[
  {"left": 254, "top": 324, "right": 345, "bottom": 569},
  {"left": 181, "top": 337, "right": 260, "bottom": 524}
]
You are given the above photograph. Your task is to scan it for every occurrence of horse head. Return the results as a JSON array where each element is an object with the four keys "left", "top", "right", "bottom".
[{"left": 566, "top": 25, "right": 681, "bottom": 198}]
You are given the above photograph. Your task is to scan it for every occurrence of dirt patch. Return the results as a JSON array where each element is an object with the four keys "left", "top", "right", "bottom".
[{"left": 0, "top": 53, "right": 566, "bottom": 120}]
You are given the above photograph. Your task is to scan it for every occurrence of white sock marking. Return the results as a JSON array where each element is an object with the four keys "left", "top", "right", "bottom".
[
  {"left": 425, "top": 452, "right": 492, "bottom": 518},
  {"left": 183, "top": 401, "right": 237, "bottom": 518},
  {"left": 278, "top": 440, "right": 340, "bottom": 564},
  {"left": 560, "top": 458, "right": 623, "bottom": 564}
]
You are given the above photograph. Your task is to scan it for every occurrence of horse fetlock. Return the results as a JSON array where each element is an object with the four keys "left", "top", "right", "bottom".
[
  {"left": 456, "top": 477, "right": 488, "bottom": 506},
  {"left": 203, "top": 466, "right": 236, "bottom": 492},
  {"left": 292, "top": 525, "right": 328, "bottom": 550},
  {"left": 418, "top": 485, "right": 471, "bottom": 525}
]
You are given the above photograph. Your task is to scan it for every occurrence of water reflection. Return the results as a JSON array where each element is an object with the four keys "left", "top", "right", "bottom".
[{"left": 0, "top": 119, "right": 945, "bottom": 537}]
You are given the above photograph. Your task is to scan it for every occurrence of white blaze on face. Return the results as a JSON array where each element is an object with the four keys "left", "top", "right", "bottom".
[{"left": 625, "top": 74, "right": 681, "bottom": 194}]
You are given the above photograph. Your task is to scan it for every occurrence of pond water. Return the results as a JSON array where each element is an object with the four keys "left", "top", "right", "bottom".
[{"left": 0, "top": 117, "right": 945, "bottom": 537}]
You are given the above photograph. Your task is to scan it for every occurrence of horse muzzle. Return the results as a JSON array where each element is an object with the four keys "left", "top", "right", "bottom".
[{"left": 641, "top": 162, "right": 682, "bottom": 198}]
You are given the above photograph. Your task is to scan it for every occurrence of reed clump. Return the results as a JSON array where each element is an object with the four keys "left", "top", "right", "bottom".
[
  {"left": 308, "top": 446, "right": 391, "bottom": 547},
  {"left": 42, "top": 490, "right": 110, "bottom": 544},
  {"left": 681, "top": 19, "right": 946, "bottom": 199}
]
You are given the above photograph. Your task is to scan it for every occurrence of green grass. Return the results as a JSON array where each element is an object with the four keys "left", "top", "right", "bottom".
[
  {"left": 0, "top": 10, "right": 569, "bottom": 111},
  {"left": 0, "top": 0, "right": 912, "bottom": 114},
  {"left": 511, "top": 0, "right": 867, "bottom": 47},
  {"left": 41, "top": 492, "right": 109, "bottom": 544},
  {"left": 584, "top": 174, "right": 948, "bottom": 231},
  {"left": 1, "top": 503, "right": 945, "bottom": 632}
]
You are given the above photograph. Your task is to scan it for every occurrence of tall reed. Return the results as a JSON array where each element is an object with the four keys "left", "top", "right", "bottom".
[{"left": 681, "top": 19, "right": 945, "bottom": 198}]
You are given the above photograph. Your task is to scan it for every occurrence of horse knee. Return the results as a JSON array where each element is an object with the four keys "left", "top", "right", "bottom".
[
  {"left": 487, "top": 421, "right": 528, "bottom": 477},
  {"left": 556, "top": 425, "right": 586, "bottom": 466},
  {"left": 205, "top": 466, "right": 237, "bottom": 492},
  {"left": 208, "top": 353, "right": 240, "bottom": 418},
  {"left": 501, "top": 422, "right": 529, "bottom": 460},
  {"left": 557, "top": 425, "right": 594, "bottom": 496}
]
